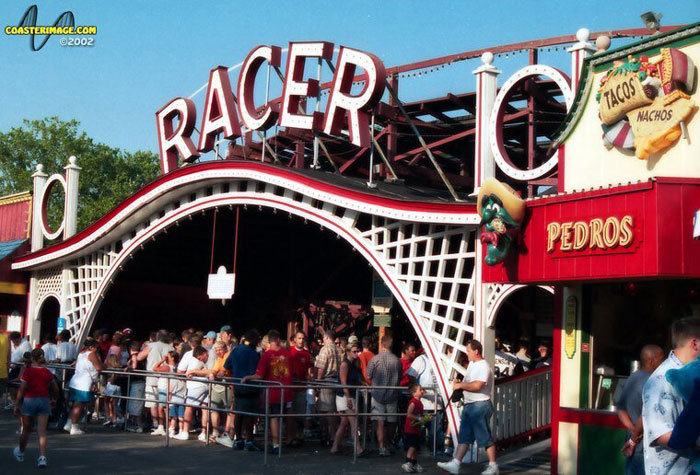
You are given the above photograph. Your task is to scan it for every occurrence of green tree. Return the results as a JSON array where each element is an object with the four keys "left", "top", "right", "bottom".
[{"left": 0, "top": 117, "right": 159, "bottom": 232}]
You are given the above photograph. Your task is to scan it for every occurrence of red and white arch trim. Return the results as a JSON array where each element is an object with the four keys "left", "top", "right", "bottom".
[
  {"left": 14, "top": 162, "right": 478, "bottom": 270},
  {"left": 16, "top": 161, "right": 480, "bottom": 437}
]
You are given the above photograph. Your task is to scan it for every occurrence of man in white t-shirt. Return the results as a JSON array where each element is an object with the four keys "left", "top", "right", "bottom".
[
  {"left": 41, "top": 334, "right": 58, "bottom": 375},
  {"left": 136, "top": 330, "right": 174, "bottom": 436},
  {"left": 438, "top": 339, "right": 499, "bottom": 475},
  {"left": 177, "top": 335, "right": 202, "bottom": 374},
  {"left": 174, "top": 346, "right": 210, "bottom": 441},
  {"left": 55, "top": 330, "right": 78, "bottom": 364}
]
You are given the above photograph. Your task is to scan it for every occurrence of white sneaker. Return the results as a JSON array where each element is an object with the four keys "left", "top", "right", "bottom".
[
  {"left": 63, "top": 421, "right": 73, "bottom": 432},
  {"left": 173, "top": 431, "right": 190, "bottom": 441},
  {"left": 151, "top": 426, "right": 166, "bottom": 436},
  {"left": 69, "top": 426, "right": 85, "bottom": 435},
  {"left": 401, "top": 462, "right": 416, "bottom": 473},
  {"left": 414, "top": 464, "right": 426, "bottom": 473},
  {"left": 481, "top": 463, "right": 499, "bottom": 475},
  {"left": 13, "top": 446, "right": 24, "bottom": 462},
  {"left": 437, "top": 458, "right": 461, "bottom": 474},
  {"left": 216, "top": 433, "right": 234, "bottom": 448},
  {"left": 168, "top": 429, "right": 176, "bottom": 439},
  {"left": 197, "top": 431, "right": 208, "bottom": 442},
  {"left": 37, "top": 456, "right": 47, "bottom": 468}
]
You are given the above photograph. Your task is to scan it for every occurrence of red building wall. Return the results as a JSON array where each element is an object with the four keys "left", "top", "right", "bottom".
[{"left": 483, "top": 178, "right": 700, "bottom": 284}]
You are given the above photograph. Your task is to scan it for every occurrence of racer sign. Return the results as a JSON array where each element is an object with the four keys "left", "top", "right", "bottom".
[{"left": 156, "top": 42, "right": 386, "bottom": 174}]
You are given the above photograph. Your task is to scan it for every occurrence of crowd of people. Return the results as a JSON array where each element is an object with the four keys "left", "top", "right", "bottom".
[
  {"left": 493, "top": 338, "right": 552, "bottom": 379},
  {"left": 7, "top": 317, "right": 698, "bottom": 475},
  {"left": 1, "top": 323, "right": 454, "bottom": 472}
]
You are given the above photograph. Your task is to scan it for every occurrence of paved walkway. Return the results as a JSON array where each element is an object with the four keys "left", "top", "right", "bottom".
[{"left": 0, "top": 411, "right": 550, "bottom": 474}]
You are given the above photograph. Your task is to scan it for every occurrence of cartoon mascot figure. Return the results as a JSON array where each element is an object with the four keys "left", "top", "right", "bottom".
[{"left": 477, "top": 178, "right": 526, "bottom": 266}]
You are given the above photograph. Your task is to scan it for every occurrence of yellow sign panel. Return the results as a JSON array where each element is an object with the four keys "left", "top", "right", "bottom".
[
  {"left": 627, "top": 92, "right": 696, "bottom": 159},
  {"left": 564, "top": 296, "right": 577, "bottom": 359},
  {"left": 599, "top": 71, "right": 652, "bottom": 125}
]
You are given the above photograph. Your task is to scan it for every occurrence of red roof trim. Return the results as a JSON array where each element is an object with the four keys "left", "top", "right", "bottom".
[
  {"left": 526, "top": 180, "right": 656, "bottom": 207},
  {"left": 15, "top": 161, "right": 475, "bottom": 264}
]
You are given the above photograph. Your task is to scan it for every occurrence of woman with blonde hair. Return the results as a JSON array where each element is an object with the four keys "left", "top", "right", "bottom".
[
  {"left": 330, "top": 343, "right": 367, "bottom": 457},
  {"left": 13, "top": 348, "right": 59, "bottom": 467}
]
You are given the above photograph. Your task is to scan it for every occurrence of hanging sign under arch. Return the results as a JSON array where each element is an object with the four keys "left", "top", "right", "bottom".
[
  {"left": 207, "top": 265, "right": 236, "bottom": 301},
  {"left": 489, "top": 64, "right": 574, "bottom": 181}
]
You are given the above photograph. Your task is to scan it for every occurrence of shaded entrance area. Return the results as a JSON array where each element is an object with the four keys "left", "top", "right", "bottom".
[
  {"left": 38, "top": 295, "right": 60, "bottom": 342},
  {"left": 493, "top": 286, "right": 554, "bottom": 371},
  {"left": 93, "top": 206, "right": 410, "bottom": 344}
]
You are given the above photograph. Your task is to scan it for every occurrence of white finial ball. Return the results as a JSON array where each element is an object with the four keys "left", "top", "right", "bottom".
[
  {"left": 481, "top": 52, "right": 494, "bottom": 66},
  {"left": 36, "top": 164, "right": 44, "bottom": 173},
  {"left": 68, "top": 155, "right": 77, "bottom": 165},
  {"left": 596, "top": 35, "right": 611, "bottom": 52},
  {"left": 576, "top": 28, "right": 591, "bottom": 43}
]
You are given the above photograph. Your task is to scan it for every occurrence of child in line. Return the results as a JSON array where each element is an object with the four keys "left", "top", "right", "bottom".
[
  {"left": 402, "top": 383, "right": 430, "bottom": 473},
  {"left": 102, "top": 355, "right": 123, "bottom": 426},
  {"left": 153, "top": 350, "right": 184, "bottom": 438}
]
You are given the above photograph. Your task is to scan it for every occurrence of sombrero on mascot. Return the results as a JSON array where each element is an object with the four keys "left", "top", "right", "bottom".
[{"left": 477, "top": 178, "right": 526, "bottom": 265}]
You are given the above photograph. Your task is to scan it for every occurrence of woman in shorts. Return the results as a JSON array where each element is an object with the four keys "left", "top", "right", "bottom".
[
  {"left": 65, "top": 338, "right": 103, "bottom": 435},
  {"left": 331, "top": 343, "right": 366, "bottom": 456},
  {"left": 13, "top": 348, "right": 59, "bottom": 468}
]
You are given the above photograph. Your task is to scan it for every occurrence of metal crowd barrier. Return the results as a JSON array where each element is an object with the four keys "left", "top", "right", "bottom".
[{"left": 7, "top": 363, "right": 442, "bottom": 465}]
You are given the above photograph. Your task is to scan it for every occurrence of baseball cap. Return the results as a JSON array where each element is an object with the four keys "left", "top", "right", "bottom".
[
  {"left": 220, "top": 325, "right": 232, "bottom": 334},
  {"left": 348, "top": 335, "right": 359, "bottom": 344},
  {"left": 122, "top": 328, "right": 133, "bottom": 336},
  {"left": 205, "top": 331, "right": 217, "bottom": 340}
]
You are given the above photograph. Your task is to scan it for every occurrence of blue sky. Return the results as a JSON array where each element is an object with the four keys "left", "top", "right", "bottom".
[{"left": 1, "top": 1, "right": 698, "bottom": 155}]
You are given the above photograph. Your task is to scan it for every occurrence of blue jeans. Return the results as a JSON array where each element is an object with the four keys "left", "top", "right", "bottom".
[
  {"left": 458, "top": 400, "right": 494, "bottom": 447},
  {"left": 22, "top": 397, "right": 51, "bottom": 416},
  {"left": 625, "top": 450, "right": 645, "bottom": 475}
]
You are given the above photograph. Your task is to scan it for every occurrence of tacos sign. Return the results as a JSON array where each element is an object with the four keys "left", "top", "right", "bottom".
[{"left": 597, "top": 48, "right": 696, "bottom": 160}]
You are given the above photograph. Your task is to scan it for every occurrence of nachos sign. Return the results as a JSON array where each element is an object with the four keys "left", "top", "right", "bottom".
[{"left": 597, "top": 48, "right": 697, "bottom": 159}]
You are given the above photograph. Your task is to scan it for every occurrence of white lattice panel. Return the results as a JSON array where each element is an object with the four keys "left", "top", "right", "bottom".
[
  {"left": 35, "top": 266, "right": 62, "bottom": 302},
  {"left": 359, "top": 217, "right": 476, "bottom": 378},
  {"left": 63, "top": 243, "right": 118, "bottom": 339}
]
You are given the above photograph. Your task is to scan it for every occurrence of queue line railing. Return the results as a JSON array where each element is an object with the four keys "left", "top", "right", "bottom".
[{"left": 18, "top": 363, "right": 442, "bottom": 465}]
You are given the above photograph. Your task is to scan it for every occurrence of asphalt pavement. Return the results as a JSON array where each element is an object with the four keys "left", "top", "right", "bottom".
[{"left": 0, "top": 410, "right": 549, "bottom": 474}]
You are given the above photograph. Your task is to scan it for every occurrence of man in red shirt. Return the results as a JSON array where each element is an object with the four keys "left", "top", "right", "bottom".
[
  {"left": 358, "top": 336, "right": 375, "bottom": 384},
  {"left": 289, "top": 331, "right": 311, "bottom": 445},
  {"left": 400, "top": 343, "right": 417, "bottom": 387},
  {"left": 242, "top": 330, "right": 292, "bottom": 450}
]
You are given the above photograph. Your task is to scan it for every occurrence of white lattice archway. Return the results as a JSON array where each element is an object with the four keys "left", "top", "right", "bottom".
[{"left": 16, "top": 162, "right": 481, "bottom": 434}]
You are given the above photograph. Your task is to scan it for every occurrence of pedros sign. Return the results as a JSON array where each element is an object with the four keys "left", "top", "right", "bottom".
[
  {"left": 155, "top": 42, "right": 386, "bottom": 174},
  {"left": 546, "top": 215, "right": 636, "bottom": 255}
]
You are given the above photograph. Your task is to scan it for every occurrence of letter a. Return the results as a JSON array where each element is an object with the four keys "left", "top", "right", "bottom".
[{"left": 198, "top": 66, "right": 242, "bottom": 153}]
